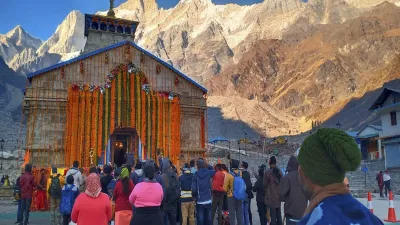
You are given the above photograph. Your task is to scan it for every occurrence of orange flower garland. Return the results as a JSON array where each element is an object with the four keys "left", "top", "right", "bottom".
[{"left": 63, "top": 64, "right": 183, "bottom": 166}]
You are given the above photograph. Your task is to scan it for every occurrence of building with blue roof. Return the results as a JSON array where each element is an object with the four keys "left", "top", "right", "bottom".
[{"left": 23, "top": 5, "right": 207, "bottom": 167}]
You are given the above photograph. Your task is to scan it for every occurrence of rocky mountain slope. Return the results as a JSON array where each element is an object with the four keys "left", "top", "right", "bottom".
[
  {"left": 0, "top": 56, "right": 26, "bottom": 150},
  {"left": 2, "top": 0, "right": 400, "bottom": 139},
  {"left": 207, "top": 2, "right": 400, "bottom": 133}
]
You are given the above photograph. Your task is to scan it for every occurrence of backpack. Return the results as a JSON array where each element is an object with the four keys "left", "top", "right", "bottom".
[
  {"left": 107, "top": 179, "right": 117, "bottom": 197},
  {"left": 165, "top": 174, "right": 181, "bottom": 204},
  {"left": 59, "top": 185, "right": 76, "bottom": 215},
  {"left": 13, "top": 176, "right": 21, "bottom": 201},
  {"left": 48, "top": 175, "right": 62, "bottom": 198},
  {"left": 230, "top": 171, "right": 246, "bottom": 201}
]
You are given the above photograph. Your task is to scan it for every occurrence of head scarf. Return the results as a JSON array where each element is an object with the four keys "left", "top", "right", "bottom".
[
  {"left": 120, "top": 167, "right": 129, "bottom": 179},
  {"left": 298, "top": 128, "right": 361, "bottom": 186},
  {"left": 85, "top": 173, "right": 101, "bottom": 198}
]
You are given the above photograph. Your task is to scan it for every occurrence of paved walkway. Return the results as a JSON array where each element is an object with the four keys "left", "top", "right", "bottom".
[{"left": 0, "top": 198, "right": 399, "bottom": 225}]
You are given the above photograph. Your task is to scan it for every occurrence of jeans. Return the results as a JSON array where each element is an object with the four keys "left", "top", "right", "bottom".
[
  {"left": 285, "top": 214, "right": 300, "bottom": 225},
  {"left": 211, "top": 192, "right": 224, "bottom": 225},
  {"left": 256, "top": 201, "right": 267, "bottom": 225},
  {"left": 50, "top": 197, "right": 61, "bottom": 225},
  {"left": 269, "top": 207, "right": 282, "bottom": 225},
  {"left": 17, "top": 199, "right": 22, "bottom": 223},
  {"left": 379, "top": 185, "right": 384, "bottom": 197},
  {"left": 181, "top": 201, "right": 195, "bottom": 225},
  {"left": 248, "top": 199, "right": 253, "bottom": 225},
  {"left": 228, "top": 197, "right": 243, "bottom": 225},
  {"left": 19, "top": 198, "right": 32, "bottom": 225},
  {"left": 62, "top": 215, "right": 71, "bottom": 225},
  {"left": 163, "top": 207, "right": 177, "bottom": 225},
  {"left": 243, "top": 201, "right": 250, "bottom": 225},
  {"left": 196, "top": 203, "right": 212, "bottom": 225},
  {"left": 385, "top": 180, "right": 392, "bottom": 197}
]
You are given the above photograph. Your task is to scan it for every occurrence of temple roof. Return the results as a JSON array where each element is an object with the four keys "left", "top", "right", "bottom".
[{"left": 26, "top": 40, "right": 207, "bottom": 93}]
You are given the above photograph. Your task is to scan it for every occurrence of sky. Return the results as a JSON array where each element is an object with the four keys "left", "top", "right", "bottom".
[{"left": 0, "top": 0, "right": 263, "bottom": 41}]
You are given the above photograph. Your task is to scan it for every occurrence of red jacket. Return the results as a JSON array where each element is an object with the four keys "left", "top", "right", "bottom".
[
  {"left": 212, "top": 171, "right": 225, "bottom": 193},
  {"left": 20, "top": 172, "right": 36, "bottom": 199},
  {"left": 71, "top": 193, "right": 112, "bottom": 225},
  {"left": 113, "top": 179, "right": 134, "bottom": 212}
]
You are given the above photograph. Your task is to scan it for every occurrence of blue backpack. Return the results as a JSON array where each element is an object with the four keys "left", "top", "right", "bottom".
[
  {"left": 107, "top": 179, "right": 117, "bottom": 197},
  {"left": 59, "top": 185, "right": 77, "bottom": 215},
  {"left": 230, "top": 171, "right": 246, "bottom": 201}
]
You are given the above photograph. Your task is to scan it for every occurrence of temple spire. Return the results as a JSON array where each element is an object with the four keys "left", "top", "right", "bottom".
[{"left": 107, "top": 0, "right": 116, "bottom": 17}]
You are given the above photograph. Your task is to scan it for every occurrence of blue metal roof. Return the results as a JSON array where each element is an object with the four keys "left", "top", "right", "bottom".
[
  {"left": 209, "top": 137, "right": 230, "bottom": 143},
  {"left": 26, "top": 40, "right": 207, "bottom": 93}
]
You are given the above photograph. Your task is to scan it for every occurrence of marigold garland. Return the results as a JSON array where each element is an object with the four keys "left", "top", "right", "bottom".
[{"left": 64, "top": 64, "right": 182, "bottom": 167}]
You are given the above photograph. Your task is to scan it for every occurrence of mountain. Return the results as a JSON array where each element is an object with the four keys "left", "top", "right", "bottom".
[
  {"left": 207, "top": 1, "right": 400, "bottom": 133},
  {"left": 8, "top": 11, "right": 85, "bottom": 75},
  {"left": 0, "top": 56, "right": 26, "bottom": 146},
  {"left": 0, "top": 26, "right": 42, "bottom": 63}
]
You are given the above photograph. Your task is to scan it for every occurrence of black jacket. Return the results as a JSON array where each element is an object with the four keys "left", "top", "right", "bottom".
[
  {"left": 252, "top": 174, "right": 265, "bottom": 203},
  {"left": 242, "top": 170, "right": 254, "bottom": 200},
  {"left": 279, "top": 155, "right": 309, "bottom": 219}
]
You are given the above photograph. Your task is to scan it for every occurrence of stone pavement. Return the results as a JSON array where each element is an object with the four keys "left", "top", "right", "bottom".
[{"left": 0, "top": 198, "right": 399, "bottom": 225}]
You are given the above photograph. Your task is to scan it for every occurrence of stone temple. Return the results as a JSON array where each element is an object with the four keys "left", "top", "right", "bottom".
[{"left": 22, "top": 6, "right": 207, "bottom": 168}]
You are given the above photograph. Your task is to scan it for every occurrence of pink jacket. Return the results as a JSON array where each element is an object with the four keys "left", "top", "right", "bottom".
[{"left": 129, "top": 181, "right": 163, "bottom": 208}]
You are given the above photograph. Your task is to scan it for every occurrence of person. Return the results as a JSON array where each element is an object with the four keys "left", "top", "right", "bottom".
[
  {"left": 78, "top": 168, "right": 86, "bottom": 193},
  {"left": 376, "top": 171, "right": 384, "bottom": 198},
  {"left": 19, "top": 164, "right": 36, "bottom": 225},
  {"left": 131, "top": 160, "right": 143, "bottom": 185},
  {"left": 113, "top": 167, "right": 135, "bottom": 225},
  {"left": 4, "top": 175, "right": 10, "bottom": 186},
  {"left": 264, "top": 157, "right": 282, "bottom": 225},
  {"left": 179, "top": 163, "right": 195, "bottom": 225},
  {"left": 14, "top": 168, "right": 24, "bottom": 224},
  {"left": 279, "top": 155, "right": 309, "bottom": 225},
  {"left": 221, "top": 164, "right": 229, "bottom": 212},
  {"left": 71, "top": 173, "right": 112, "bottom": 225},
  {"left": 1, "top": 175, "right": 5, "bottom": 185},
  {"left": 190, "top": 159, "right": 197, "bottom": 174},
  {"left": 66, "top": 161, "right": 83, "bottom": 189},
  {"left": 47, "top": 167, "right": 65, "bottom": 225},
  {"left": 36, "top": 168, "right": 48, "bottom": 211},
  {"left": 160, "top": 158, "right": 180, "bottom": 225},
  {"left": 211, "top": 164, "right": 225, "bottom": 225},
  {"left": 89, "top": 167, "right": 98, "bottom": 174},
  {"left": 253, "top": 166, "right": 267, "bottom": 225},
  {"left": 129, "top": 163, "right": 164, "bottom": 225},
  {"left": 101, "top": 165, "right": 113, "bottom": 194},
  {"left": 383, "top": 170, "right": 392, "bottom": 198},
  {"left": 241, "top": 161, "right": 253, "bottom": 225},
  {"left": 224, "top": 159, "right": 243, "bottom": 225},
  {"left": 297, "top": 128, "right": 383, "bottom": 225},
  {"left": 60, "top": 175, "right": 79, "bottom": 225},
  {"left": 192, "top": 158, "right": 215, "bottom": 225}
]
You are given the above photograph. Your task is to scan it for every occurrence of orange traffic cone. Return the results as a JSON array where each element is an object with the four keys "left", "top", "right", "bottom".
[
  {"left": 367, "top": 192, "right": 373, "bottom": 213},
  {"left": 385, "top": 191, "right": 400, "bottom": 222}
]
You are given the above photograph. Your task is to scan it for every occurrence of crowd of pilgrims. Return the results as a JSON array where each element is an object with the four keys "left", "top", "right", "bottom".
[
  {"left": 15, "top": 155, "right": 308, "bottom": 225},
  {"left": 14, "top": 129, "right": 385, "bottom": 225}
]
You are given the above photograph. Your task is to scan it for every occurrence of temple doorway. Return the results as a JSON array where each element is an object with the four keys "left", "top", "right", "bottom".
[{"left": 110, "top": 128, "right": 139, "bottom": 167}]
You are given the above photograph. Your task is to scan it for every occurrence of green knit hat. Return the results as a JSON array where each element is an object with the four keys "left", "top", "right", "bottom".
[{"left": 297, "top": 128, "right": 361, "bottom": 186}]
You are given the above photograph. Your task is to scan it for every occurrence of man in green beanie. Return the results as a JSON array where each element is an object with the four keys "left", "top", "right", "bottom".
[{"left": 297, "top": 128, "right": 383, "bottom": 225}]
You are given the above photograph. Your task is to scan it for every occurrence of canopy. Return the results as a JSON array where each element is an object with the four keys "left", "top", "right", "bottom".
[{"left": 209, "top": 137, "right": 230, "bottom": 144}]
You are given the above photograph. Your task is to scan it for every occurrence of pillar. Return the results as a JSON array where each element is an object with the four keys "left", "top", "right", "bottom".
[{"left": 378, "top": 139, "right": 382, "bottom": 159}]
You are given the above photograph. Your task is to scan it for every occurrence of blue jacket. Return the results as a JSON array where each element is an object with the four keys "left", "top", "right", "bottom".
[
  {"left": 299, "top": 194, "right": 383, "bottom": 225},
  {"left": 179, "top": 171, "right": 194, "bottom": 202},
  {"left": 192, "top": 167, "right": 215, "bottom": 204}
]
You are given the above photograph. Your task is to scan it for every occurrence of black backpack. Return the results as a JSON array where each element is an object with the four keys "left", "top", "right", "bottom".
[
  {"left": 48, "top": 175, "right": 62, "bottom": 198},
  {"left": 165, "top": 174, "right": 181, "bottom": 204},
  {"left": 13, "top": 176, "right": 21, "bottom": 200}
]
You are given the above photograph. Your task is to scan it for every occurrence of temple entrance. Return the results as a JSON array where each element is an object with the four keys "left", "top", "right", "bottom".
[
  {"left": 114, "top": 135, "right": 129, "bottom": 166},
  {"left": 110, "top": 128, "right": 139, "bottom": 167}
]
